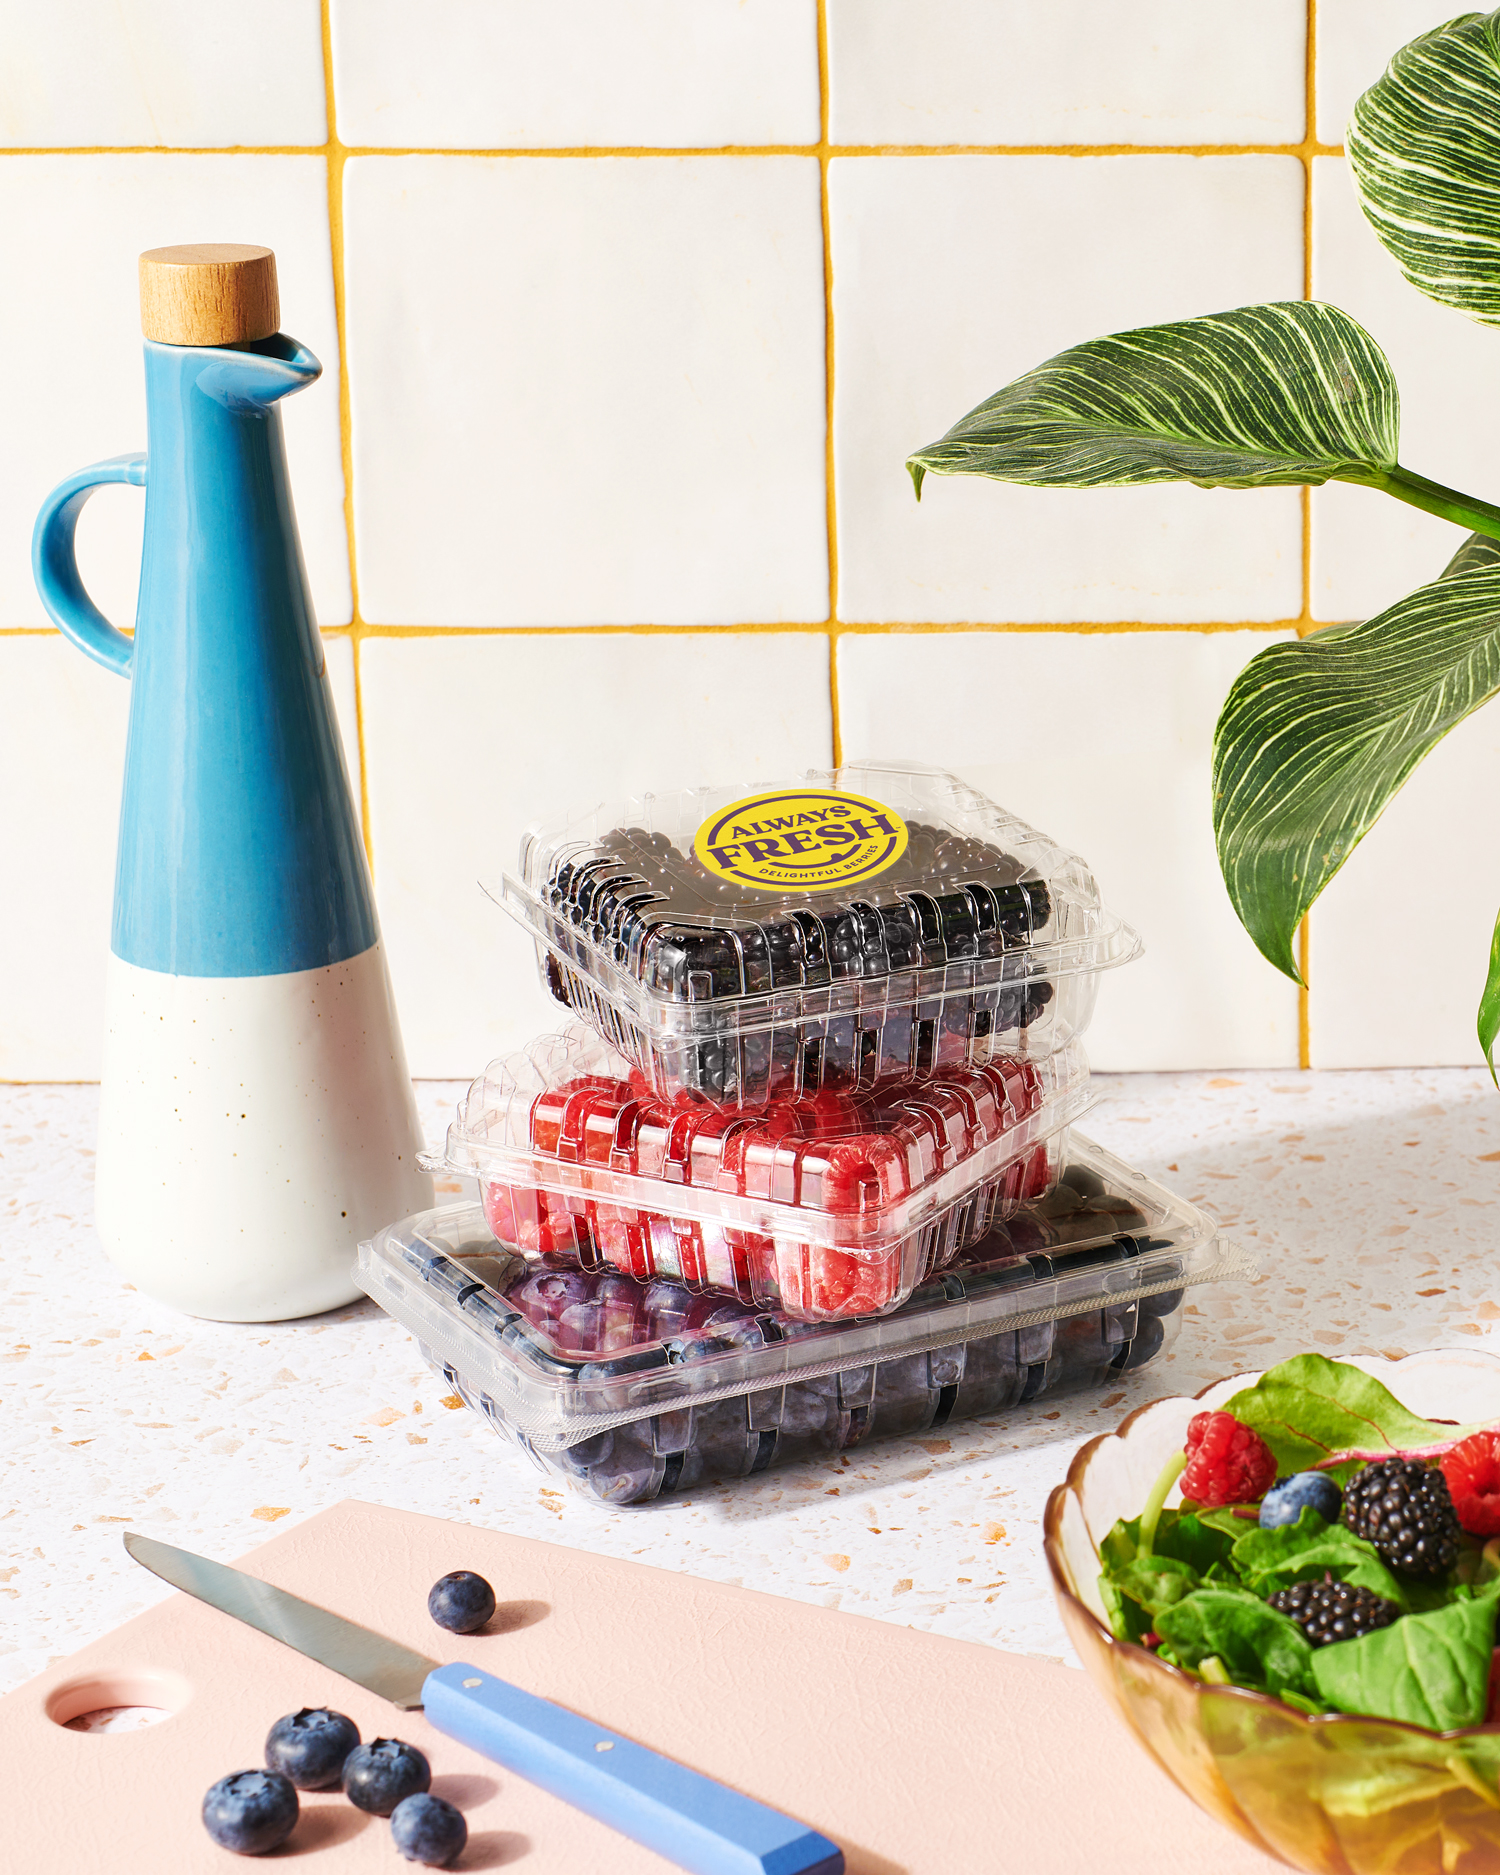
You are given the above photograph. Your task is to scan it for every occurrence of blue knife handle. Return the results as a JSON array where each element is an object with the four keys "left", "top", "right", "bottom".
[{"left": 421, "top": 1663, "right": 844, "bottom": 1875}]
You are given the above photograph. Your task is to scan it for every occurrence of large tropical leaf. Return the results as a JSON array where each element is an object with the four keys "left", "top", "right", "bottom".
[
  {"left": 906, "top": 302, "right": 1399, "bottom": 497},
  {"left": 1214, "top": 551, "right": 1500, "bottom": 982},
  {"left": 1347, "top": 11, "right": 1500, "bottom": 326}
]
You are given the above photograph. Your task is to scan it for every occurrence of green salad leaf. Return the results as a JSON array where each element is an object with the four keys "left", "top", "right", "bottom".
[
  {"left": 1221, "top": 1354, "right": 1480, "bottom": 1475},
  {"left": 1155, "top": 1587, "right": 1319, "bottom": 1701},
  {"left": 1111, "top": 1554, "right": 1207, "bottom": 1618},
  {"left": 1310, "top": 1588, "right": 1500, "bottom": 1732},
  {"left": 1231, "top": 1508, "right": 1412, "bottom": 1609}
]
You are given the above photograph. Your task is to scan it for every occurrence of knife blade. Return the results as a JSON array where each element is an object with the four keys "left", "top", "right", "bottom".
[{"left": 125, "top": 1531, "right": 844, "bottom": 1875}]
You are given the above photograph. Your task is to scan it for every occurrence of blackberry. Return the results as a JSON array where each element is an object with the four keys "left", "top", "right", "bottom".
[
  {"left": 1343, "top": 1457, "right": 1461, "bottom": 1576},
  {"left": 1267, "top": 1575, "right": 1401, "bottom": 1646}
]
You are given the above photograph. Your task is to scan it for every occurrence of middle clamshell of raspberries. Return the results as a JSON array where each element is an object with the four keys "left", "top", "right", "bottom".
[
  {"left": 1267, "top": 1575, "right": 1401, "bottom": 1646},
  {"left": 1342, "top": 1457, "right": 1461, "bottom": 1576}
]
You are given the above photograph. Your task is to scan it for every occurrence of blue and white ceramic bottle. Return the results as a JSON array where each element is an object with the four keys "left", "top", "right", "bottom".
[{"left": 32, "top": 245, "right": 430, "bottom": 1321}]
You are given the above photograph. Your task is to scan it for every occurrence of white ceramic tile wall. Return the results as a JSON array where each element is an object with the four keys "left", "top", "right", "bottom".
[
  {"left": 827, "top": 0, "right": 1306, "bottom": 147},
  {"left": 0, "top": 155, "right": 348, "bottom": 632},
  {"left": 1309, "top": 158, "right": 1500, "bottom": 623},
  {"left": 1315, "top": 2, "right": 1460, "bottom": 144},
  {"left": 836, "top": 632, "right": 1302, "bottom": 1073},
  {"left": 830, "top": 154, "right": 1306, "bottom": 625},
  {"left": 9, "top": 3, "right": 1500, "bottom": 1082},
  {"left": 330, "top": 1, "right": 820, "bottom": 150},
  {"left": 360, "top": 634, "right": 833, "bottom": 1075},
  {"left": 342, "top": 155, "right": 828, "bottom": 627},
  {"left": 0, "top": 2, "right": 327, "bottom": 148},
  {"left": 1309, "top": 702, "right": 1500, "bottom": 1069}
]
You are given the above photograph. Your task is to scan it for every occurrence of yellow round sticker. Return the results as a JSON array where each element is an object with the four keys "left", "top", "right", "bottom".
[{"left": 693, "top": 788, "right": 909, "bottom": 894}]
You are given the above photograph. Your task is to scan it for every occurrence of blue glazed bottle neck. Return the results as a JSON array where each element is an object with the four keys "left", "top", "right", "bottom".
[{"left": 112, "top": 334, "right": 378, "bottom": 979}]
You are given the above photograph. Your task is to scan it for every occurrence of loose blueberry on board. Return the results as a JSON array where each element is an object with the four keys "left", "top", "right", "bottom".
[
  {"left": 342, "top": 1739, "right": 432, "bottom": 1816},
  {"left": 428, "top": 1569, "right": 497, "bottom": 1635},
  {"left": 263, "top": 1706, "right": 360, "bottom": 1790},
  {"left": 201, "top": 1769, "right": 299, "bottom": 1854},
  {"left": 390, "top": 1792, "right": 469, "bottom": 1867},
  {"left": 1259, "top": 1471, "right": 1343, "bottom": 1531}
]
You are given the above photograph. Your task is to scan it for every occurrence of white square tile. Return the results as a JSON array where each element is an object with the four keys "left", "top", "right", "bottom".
[
  {"left": 1308, "top": 702, "right": 1500, "bottom": 1068},
  {"left": 331, "top": 0, "right": 819, "bottom": 149},
  {"left": 0, "top": 0, "right": 327, "bottom": 147},
  {"left": 1309, "top": 157, "right": 1500, "bottom": 623},
  {"left": 0, "top": 628, "right": 360, "bottom": 1081},
  {"left": 1316, "top": 2, "right": 1460, "bottom": 145},
  {"left": 832, "top": 155, "right": 1305, "bottom": 624},
  {"left": 1, "top": 156, "right": 350, "bottom": 632},
  {"left": 344, "top": 156, "right": 828, "bottom": 627},
  {"left": 835, "top": 629, "right": 1302, "bottom": 1070},
  {"left": 360, "top": 632, "right": 834, "bottom": 1076},
  {"left": 828, "top": 0, "right": 1306, "bottom": 147},
  {"left": 0, "top": 639, "right": 129, "bottom": 1079}
]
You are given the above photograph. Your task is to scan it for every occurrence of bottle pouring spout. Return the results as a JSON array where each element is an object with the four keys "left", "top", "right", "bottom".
[{"left": 186, "top": 332, "right": 321, "bottom": 414}]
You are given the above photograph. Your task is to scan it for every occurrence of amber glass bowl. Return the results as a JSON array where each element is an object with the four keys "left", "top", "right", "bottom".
[{"left": 1044, "top": 1350, "right": 1500, "bottom": 1875}]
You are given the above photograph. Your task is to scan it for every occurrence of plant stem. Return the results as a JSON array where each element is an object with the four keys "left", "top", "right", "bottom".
[
  {"left": 1358, "top": 465, "right": 1500, "bottom": 541},
  {"left": 1139, "top": 1449, "right": 1188, "bottom": 1556}
]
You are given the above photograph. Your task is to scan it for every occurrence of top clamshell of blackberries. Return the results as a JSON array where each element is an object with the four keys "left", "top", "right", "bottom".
[{"left": 493, "top": 762, "right": 1140, "bottom": 1107}]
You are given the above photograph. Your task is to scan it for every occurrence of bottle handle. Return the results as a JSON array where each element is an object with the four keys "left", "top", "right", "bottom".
[{"left": 32, "top": 452, "right": 148, "bottom": 678}]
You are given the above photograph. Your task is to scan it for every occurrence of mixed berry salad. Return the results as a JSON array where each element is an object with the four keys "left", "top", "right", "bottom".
[
  {"left": 1101, "top": 1355, "right": 1500, "bottom": 1732},
  {"left": 444, "top": 1028, "right": 1089, "bottom": 1319},
  {"left": 498, "top": 764, "right": 1138, "bottom": 1105}
]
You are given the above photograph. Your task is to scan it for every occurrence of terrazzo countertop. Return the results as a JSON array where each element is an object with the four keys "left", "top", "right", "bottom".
[{"left": 4, "top": 1067, "right": 1500, "bottom": 1699}]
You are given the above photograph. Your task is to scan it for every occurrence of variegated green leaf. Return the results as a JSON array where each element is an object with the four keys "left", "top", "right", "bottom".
[
  {"left": 1214, "top": 566, "right": 1500, "bottom": 982},
  {"left": 906, "top": 302, "right": 1400, "bottom": 497},
  {"left": 1347, "top": 11, "right": 1500, "bottom": 326},
  {"left": 1444, "top": 529, "right": 1500, "bottom": 579},
  {"left": 1480, "top": 908, "right": 1500, "bottom": 1080}
]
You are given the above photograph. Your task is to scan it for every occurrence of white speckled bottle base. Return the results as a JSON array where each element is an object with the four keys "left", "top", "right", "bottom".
[{"left": 95, "top": 942, "right": 433, "bottom": 1322}]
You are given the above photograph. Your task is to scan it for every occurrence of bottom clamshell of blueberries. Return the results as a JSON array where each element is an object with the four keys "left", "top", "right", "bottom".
[{"left": 357, "top": 1133, "right": 1253, "bottom": 1505}]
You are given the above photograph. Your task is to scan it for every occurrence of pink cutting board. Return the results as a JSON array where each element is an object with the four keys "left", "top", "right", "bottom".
[{"left": 3, "top": 1499, "right": 1284, "bottom": 1873}]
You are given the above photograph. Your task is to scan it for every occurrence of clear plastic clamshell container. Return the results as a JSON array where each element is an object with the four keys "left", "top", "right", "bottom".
[
  {"left": 356, "top": 1135, "right": 1254, "bottom": 1506},
  {"left": 497, "top": 760, "right": 1140, "bottom": 1107},
  {"left": 432, "top": 1024, "right": 1092, "bottom": 1321}
]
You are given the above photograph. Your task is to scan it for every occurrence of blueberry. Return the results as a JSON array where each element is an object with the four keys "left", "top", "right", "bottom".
[
  {"left": 201, "top": 1769, "right": 299, "bottom": 1854},
  {"left": 1259, "top": 1470, "right": 1343, "bottom": 1529},
  {"left": 342, "top": 1738, "right": 432, "bottom": 1816},
  {"left": 428, "top": 1569, "right": 497, "bottom": 1635},
  {"left": 391, "top": 1792, "right": 469, "bottom": 1867},
  {"left": 264, "top": 1706, "right": 360, "bottom": 1789}
]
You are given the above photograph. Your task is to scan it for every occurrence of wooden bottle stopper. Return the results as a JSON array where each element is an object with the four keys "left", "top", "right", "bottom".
[{"left": 139, "top": 244, "right": 279, "bottom": 347}]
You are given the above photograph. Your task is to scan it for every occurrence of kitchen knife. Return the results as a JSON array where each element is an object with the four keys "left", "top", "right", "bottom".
[{"left": 124, "top": 1531, "right": 843, "bottom": 1875}]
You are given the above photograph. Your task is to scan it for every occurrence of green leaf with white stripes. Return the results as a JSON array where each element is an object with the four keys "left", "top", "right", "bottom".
[
  {"left": 906, "top": 302, "right": 1399, "bottom": 497},
  {"left": 1347, "top": 10, "right": 1500, "bottom": 325},
  {"left": 1213, "top": 558, "right": 1500, "bottom": 984}
]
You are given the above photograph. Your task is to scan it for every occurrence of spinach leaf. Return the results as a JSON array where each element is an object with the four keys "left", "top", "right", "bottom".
[
  {"left": 1111, "top": 1554, "right": 1205, "bottom": 1617},
  {"left": 1231, "top": 1508, "right": 1411, "bottom": 1609},
  {"left": 1222, "top": 1355, "right": 1478, "bottom": 1475},
  {"left": 1310, "top": 1589, "right": 1500, "bottom": 1731},
  {"left": 1155, "top": 1587, "right": 1318, "bottom": 1700},
  {"left": 1099, "top": 1571, "right": 1154, "bottom": 1644},
  {"left": 1099, "top": 1508, "right": 1237, "bottom": 1574}
]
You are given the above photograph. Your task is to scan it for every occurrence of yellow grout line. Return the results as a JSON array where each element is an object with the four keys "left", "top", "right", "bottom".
[
  {"left": 319, "top": 0, "right": 373, "bottom": 870},
  {"left": 0, "top": 140, "right": 1349, "bottom": 160},
  {"left": 339, "top": 617, "right": 1301, "bottom": 640},
  {"left": 817, "top": 0, "right": 842, "bottom": 771}
]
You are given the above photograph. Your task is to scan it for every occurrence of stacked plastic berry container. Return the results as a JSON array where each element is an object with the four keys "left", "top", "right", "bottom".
[
  {"left": 357, "top": 1137, "right": 1256, "bottom": 1504},
  {"left": 365, "top": 759, "right": 1248, "bottom": 1496}
]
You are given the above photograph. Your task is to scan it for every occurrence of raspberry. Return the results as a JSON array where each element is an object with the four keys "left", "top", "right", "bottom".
[
  {"left": 1440, "top": 1431, "right": 1500, "bottom": 1537},
  {"left": 1180, "top": 1411, "right": 1277, "bottom": 1509}
]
